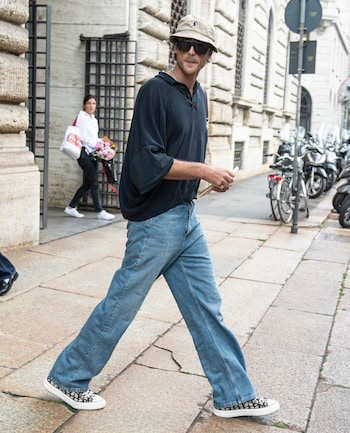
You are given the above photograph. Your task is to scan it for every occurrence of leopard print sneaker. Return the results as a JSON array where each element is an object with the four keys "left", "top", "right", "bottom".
[
  {"left": 44, "top": 377, "right": 106, "bottom": 410},
  {"left": 213, "top": 397, "right": 280, "bottom": 418}
]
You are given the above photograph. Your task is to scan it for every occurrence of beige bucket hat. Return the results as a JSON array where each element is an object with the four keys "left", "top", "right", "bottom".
[{"left": 170, "top": 14, "right": 217, "bottom": 52}]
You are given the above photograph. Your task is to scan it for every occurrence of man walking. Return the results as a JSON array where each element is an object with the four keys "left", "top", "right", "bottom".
[{"left": 44, "top": 14, "right": 280, "bottom": 419}]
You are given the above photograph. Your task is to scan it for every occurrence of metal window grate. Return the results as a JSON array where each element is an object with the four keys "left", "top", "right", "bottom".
[
  {"left": 235, "top": 0, "right": 246, "bottom": 96},
  {"left": 234, "top": 141, "right": 244, "bottom": 168},
  {"left": 262, "top": 140, "right": 269, "bottom": 164},
  {"left": 80, "top": 34, "right": 137, "bottom": 208},
  {"left": 263, "top": 12, "right": 272, "bottom": 104},
  {"left": 26, "top": 1, "right": 51, "bottom": 229}
]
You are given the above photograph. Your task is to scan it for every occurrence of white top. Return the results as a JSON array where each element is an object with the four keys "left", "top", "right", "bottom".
[{"left": 75, "top": 110, "right": 101, "bottom": 153}]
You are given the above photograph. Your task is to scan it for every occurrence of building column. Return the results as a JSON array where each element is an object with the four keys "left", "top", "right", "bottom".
[{"left": 0, "top": 1, "right": 40, "bottom": 250}]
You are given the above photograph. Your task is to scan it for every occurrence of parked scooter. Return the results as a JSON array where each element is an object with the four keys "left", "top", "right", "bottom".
[
  {"left": 314, "top": 125, "right": 340, "bottom": 190},
  {"left": 339, "top": 191, "right": 350, "bottom": 228},
  {"left": 322, "top": 143, "right": 339, "bottom": 192},
  {"left": 336, "top": 138, "right": 350, "bottom": 179},
  {"left": 332, "top": 162, "right": 350, "bottom": 213},
  {"left": 300, "top": 136, "right": 328, "bottom": 199}
]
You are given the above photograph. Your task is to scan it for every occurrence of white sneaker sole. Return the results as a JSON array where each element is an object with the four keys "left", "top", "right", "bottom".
[
  {"left": 213, "top": 399, "right": 280, "bottom": 418},
  {"left": 43, "top": 378, "right": 106, "bottom": 410}
]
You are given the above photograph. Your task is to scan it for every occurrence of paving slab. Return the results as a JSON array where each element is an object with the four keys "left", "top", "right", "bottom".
[
  {"left": 228, "top": 222, "right": 278, "bottom": 240},
  {"left": 0, "top": 288, "right": 96, "bottom": 369},
  {"left": 231, "top": 246, "right": 302, "bottom": 284},
  {"left": 209, "top": 237, "right": 262, "bottom": 278},
  {"left": 219, "top": 277, "right": 281, "bottom": 340},
  {"left": 243, "top": 345, "right": 322, "bottom": 431},
  {"left": 263, "top": 225, "right": 318, "bottom": 252},
  {"left": 248, "top": 306, "right": 332, "bottom": 355},
  {"left": 42, "top": 256, "right": 122, "bottom": 297},
  {"left": 274, "top": 259, "right": 344, "bottom": 315},
  {"left": 307, "top": 387, "right": 350, "bottom": 433},
  {"left": 322, "top": 345, "right": 350, "bottom": 387},
  {"left": 140, "top": 322, "right": 204, "bottom": 376},
  {"left": 339, "top": 286, "right": 350, "bottom": 307},
  {"left": 196, "top": 215, "right": 242, "bottom": 234},
  {"left": 328, "top": 309, "right": 350, "bottom": 349},
  {"left": 304, "top": 233, "right": 350, "bottom": 263},
  {"left": 0, "top": 392, "right": 72, "bottom": 433},
  {"left": 0, "top": 250, "right": 93, "bottom": 299}
]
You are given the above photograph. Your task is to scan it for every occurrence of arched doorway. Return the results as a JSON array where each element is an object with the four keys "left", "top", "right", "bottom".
[{"left": 300, "top": 87, "right": 312, "bottom": 132}]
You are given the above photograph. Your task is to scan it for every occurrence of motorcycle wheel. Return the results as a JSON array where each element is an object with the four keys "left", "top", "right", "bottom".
[
  {"left": 339, "top": 194, "right": 350, "bottom": 229},
  {"left": 324, "top": 170, "right": 337, "bottom": 192},
  {"left": 332, "top": 192, "right": 347, "bottom": 213},
  {"left": 339, "top": 195, "right": 350, "bottom": 228},
  {"left": 306, "top": 173, "right": 326, "bottom": 199}
]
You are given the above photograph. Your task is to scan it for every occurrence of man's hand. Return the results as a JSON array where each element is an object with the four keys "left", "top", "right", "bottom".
[
  {"left": 203, "top": 166, "right": 239, "bottom": 193},
  {"left": 198, "top": 166, "right": 239, "bottom": 197}
]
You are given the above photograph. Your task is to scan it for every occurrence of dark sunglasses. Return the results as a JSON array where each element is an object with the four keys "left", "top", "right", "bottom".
[{"left": 176, "top": 39, "right": 211, "bottom": 55}]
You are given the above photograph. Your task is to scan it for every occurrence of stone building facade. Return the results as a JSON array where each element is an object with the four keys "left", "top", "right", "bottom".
[
  {"left": 301, "top": 0, "right": 350, "bottom": 138},
  {"left": 1, "top": 0, "right": 349, "bottom": 250},
  {"left": 43, "top": 0, "right": 298, "bottom": 207}
]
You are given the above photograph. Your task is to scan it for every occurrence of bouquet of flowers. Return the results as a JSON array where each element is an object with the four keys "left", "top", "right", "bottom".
[{"left": 93, "top": 136, "right": 117, "bottom": 161}]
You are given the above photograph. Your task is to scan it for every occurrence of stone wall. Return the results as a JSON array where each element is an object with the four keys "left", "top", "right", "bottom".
[{"left": 0, "top": 0, "right": 40, "bottom": 251}]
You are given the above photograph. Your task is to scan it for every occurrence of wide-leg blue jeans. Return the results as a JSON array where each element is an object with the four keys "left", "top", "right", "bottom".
[{"left": 48, "top": 202, "right": 256, "bottom": 408}]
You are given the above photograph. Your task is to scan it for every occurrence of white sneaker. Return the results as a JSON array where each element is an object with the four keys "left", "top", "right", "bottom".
[
  {"left": 64, "top": 207, "right": 84, "bottom": 218},
  {"left": 97, "top": 210, "right": 115, "bottom": 220}
]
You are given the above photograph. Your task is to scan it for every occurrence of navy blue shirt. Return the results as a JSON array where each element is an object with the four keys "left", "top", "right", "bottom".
[{"left": 119, "top": 72, "right": 207, "bottom": 221}]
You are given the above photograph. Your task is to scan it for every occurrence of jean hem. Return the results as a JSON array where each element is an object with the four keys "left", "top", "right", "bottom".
[{"left": 47, "top": 375, "right": 89, "bottom": 394}]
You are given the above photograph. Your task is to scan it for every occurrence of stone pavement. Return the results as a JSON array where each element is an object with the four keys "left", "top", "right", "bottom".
[{"left": 0, "top": 190, "right": 349, "bottom": 433}]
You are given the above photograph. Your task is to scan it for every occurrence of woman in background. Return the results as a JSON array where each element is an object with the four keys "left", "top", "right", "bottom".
[{"left": 64, "top": 95, "right": 115, "bottom": 220}]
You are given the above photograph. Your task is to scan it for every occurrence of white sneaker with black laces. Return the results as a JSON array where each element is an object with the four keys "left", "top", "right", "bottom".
[
  {"left": 213, "top": 397, "right": 280, "bottom": 418},
  {"left": 44, "top": 377, "right": 106, "bottom": 410}
]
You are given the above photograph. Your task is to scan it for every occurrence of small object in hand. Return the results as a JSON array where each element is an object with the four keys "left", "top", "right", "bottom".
[{"left": 198, "top": 184, "right": 215, "bottom": 198}]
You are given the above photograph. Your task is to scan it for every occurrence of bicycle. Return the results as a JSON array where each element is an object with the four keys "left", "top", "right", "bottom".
[
  {"left": 266, "top": 154, "right": 309, "bottom": 224},
  {"left": 266, "top": 153, "right": 294, "bottom": 221}
]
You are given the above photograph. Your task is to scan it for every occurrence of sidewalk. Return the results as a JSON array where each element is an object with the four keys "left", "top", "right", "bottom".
[{"left": 0, "top": 189, "right": 349, "bottom": 433}]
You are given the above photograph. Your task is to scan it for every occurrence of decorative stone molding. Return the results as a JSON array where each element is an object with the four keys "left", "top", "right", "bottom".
[
  {"left": 0, "top": 20, "right": 28, "bottom": 53},
  {"left": 0, "top": 103, "right": 28, "bottom": 132},
  {"left": 0, "top": 0, "right": 29, "bottom": 25},
  {"left": 0, "top": 53, "right": 28, "bottom": 104}
]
